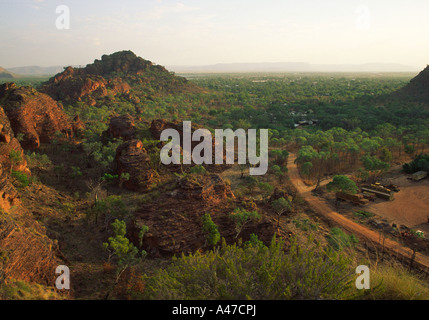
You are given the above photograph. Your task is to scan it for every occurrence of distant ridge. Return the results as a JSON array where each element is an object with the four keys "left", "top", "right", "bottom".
[
  {"left": 0, "top": 66, "right": 17, "bottom": 78},
  {"left": 168, "top": 62, "right": 420, "bottom": 73},
  {"left": 6, "top": 65, "right": 67, "bottom": 76}
]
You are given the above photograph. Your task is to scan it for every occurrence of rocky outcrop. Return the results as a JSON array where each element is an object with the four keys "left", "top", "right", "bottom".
[
  {"left": 115, "top": 139, "right": 160, "bottom": 192},
  {"left": 0, "top": 102, "right": 29, "bottom": 213},
  {"left": 0, "top": 83, "right": 73, "bottom": 150},
  {"left": 41, "top": 51, "right": 191, "bottom": 105},
  {"left": 107, "top": 114, "right": 135, "bottom": 140},
  {"left": 176, "top": 173, "right": 235, "bottom": 205},
  {"left": 129, "top": 173, "right": 281, "bottom": 257}
]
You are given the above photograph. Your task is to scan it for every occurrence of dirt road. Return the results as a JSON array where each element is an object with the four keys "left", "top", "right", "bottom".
[{"left": 287, "top": 154, "right": 429, "bottom": 273}]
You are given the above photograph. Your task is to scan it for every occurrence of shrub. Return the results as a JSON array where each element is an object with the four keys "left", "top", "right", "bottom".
[
  {"left": 190, "top": 165, "right": 207, "bottom": 175},
  {"left": 354, "top": 210, "right": 374, "bottom": 219},
  {"left": 201, "top": 213, "right": 221, "bottom": 246},
  {"left": 11, "top": 170, "right": 30, "bottom": 188},
  {"left": 142, "top": 236, "right": 355, "bottom": 300},
  {"left": 327, "top": 227, "right": 359, "bottom": 251},
  {"left": 86, "top": 195, "right": 129, "bottom": 224}
]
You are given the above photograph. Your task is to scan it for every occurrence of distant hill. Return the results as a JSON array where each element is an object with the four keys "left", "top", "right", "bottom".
[
  {"left": 394, "top": 65, "right": 429, "bottom": 102},
  {"left": 0, "top": 66, "right": 17, "bottom": 78},
  {"left": 6, "top": 65, "right": 66, "bottom": 76},
  {"left": 169, "top": 62, "right": 420, "bottom": 73}
]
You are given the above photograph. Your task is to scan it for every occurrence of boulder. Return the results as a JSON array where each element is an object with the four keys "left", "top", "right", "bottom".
[
  {"left": 115, "top": 139, "right": 159, "bottom": 192},
  {"left": 108, "top": 114, "right": 135, "bottom": 140}
]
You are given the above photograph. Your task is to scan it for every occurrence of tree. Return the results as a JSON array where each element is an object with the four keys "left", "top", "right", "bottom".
[
  {"left": 361, "top": 155, "right": 390, "bottom": 181},
  {"left": 271, "top": 197, "right": 292, "bottom": 229},
  {"left": 229, "top": 208, "right": 261, "bottom": 239},
  {"left": 326, "top": 175, "right": 358, "bottom": 195},
  {"left": 271, "top": 165, "right": 288, "bottom": 183},
  {"left": 243, "top": 176, "right": 258, "bottom": 194},
  {"left": 103, "top": 219, "right": 146, "bottom": 283}
]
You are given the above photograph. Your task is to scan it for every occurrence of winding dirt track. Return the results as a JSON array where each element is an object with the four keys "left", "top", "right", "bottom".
[{"left": 287, "top": 154, "right": 429, "bottom": 273}]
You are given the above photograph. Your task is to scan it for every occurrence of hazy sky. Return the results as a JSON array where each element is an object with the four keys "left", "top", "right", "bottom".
[{"left": 1, "top": 0, "right": 428, "bottom": 69}]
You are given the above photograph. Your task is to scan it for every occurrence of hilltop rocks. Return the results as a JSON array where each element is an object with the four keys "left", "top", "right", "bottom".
[
  {"left": 0, "top": 83, "right": 73, "bottom": 149},
  {"left": 41, "top": 51, "right": 190, "bottom": 105},
  {"left": 115, "top": 139, "right": 159, "bottom": 192}
]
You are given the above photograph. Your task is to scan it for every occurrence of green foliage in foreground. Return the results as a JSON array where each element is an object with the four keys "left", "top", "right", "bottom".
[
  {"left": 0, "top": 280, "right": 64, "bottom": 300},
  {"left": 142, "top": 236, "right": 356, "bottom": 300}
]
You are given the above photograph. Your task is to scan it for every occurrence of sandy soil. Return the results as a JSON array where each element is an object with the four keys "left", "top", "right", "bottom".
[{"left": 366, "top": 174, "right": 429, "bottom": 235}]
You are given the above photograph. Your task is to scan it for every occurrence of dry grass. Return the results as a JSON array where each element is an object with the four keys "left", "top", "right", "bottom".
[{"left": 361, "top": 264, "right": 429, "bottom": 300}]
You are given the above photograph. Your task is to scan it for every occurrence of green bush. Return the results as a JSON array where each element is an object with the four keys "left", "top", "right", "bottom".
[
  {"left": 11, "top": 170, "right": 30, "bottom": 188},
  {"left": 354, "top": 210, "right": 374, "bottom": 219},
  {"left": 327, "top": 228, "right": 359, "bottom": 251},
  {"left": 190, "top": 165, "right": 207, "bottom": 175},
  {"left": 86, "top": 195, "right": 129, "bottom": 224},
  {"left": 142, "top": 236, "right": 355, "bottom": 300},
  {"left": 201, "top": 213, "right": 221, "bottom": 246}
]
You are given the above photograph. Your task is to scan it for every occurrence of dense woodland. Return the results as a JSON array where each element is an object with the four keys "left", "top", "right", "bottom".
[{"left": 48, "top": 72, "right": 429, "bottom": 186}]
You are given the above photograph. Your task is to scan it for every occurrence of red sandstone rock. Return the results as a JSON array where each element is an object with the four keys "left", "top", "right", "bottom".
[{"left": 0, "top": 83, "right": 73, "bottom": 150}]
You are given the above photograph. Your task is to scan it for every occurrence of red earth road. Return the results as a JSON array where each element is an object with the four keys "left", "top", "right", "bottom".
[{"left": 287, "top": 153, "right": 429, "bottom": 273}]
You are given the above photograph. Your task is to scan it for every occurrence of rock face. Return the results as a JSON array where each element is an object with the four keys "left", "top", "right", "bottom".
[
  {"left": 0, "top": 105, "right": 29, "bottom": 212},
  {"left": 115, "top": 139, "right": 160, "bottom": 192},
  {"left": 0, "top": 105, "right": 62, "bottom": 286},
  {"left": 0, "top": 83, "right": 73, "bottom": 149},
  {"left": 0, "top": 211, "right": 63, "bottom": 285}
]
